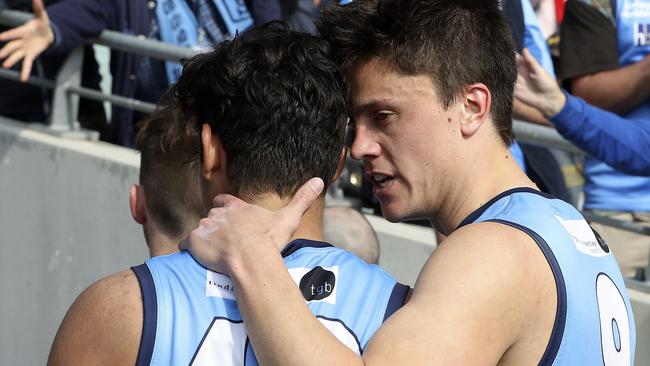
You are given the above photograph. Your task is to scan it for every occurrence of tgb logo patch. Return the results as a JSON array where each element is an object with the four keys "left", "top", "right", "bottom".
[{"left": 288, "top": 266, "right": 338, "bottom": 304}]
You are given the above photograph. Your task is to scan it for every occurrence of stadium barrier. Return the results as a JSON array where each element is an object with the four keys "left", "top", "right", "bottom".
[{"left": 0, "top": 10, "right": 650, "bottom": 365}]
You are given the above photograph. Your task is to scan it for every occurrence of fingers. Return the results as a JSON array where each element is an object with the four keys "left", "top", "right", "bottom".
[
  {"left": 282, "top": 177, "right": 324, "bottom": 221},
  {"left": 521, "top": 48, "right": 545, "bottom": 76},
  {"left": 212, "top": 194, "right": 243, "bottom": 208},
  {"left": 0, "top": 40, "right": 23, "bottom": 60},
  {"left": 0, "top": 25, "right": 29, "bottom": 42},
  {"left": 2, "top": 48, "right": 25, "bottom": 69},
  {"left": 20, "top": 55, "right": 34, "bottom": 81}
]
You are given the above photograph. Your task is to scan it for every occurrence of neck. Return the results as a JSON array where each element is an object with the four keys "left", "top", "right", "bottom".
[
  {"left": 245, "top": 192, "right": 325, "bottom": 247},
  {"left": 434, "top": 140, "right": 537, "bottom": 235},
  {"left": 144, "top": 224, "right": 183, "bottom": 258}
]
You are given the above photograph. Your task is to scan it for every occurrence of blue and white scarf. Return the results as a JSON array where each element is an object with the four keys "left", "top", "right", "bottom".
[{"left": 156, "top": 0, "right": 253, "bottom": 83}]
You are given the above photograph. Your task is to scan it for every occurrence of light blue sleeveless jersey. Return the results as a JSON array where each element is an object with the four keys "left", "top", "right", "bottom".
[
  {"left": 582, "top": 0, "right": 650, "bottom": 211},
  {"left": 458, "top": 187, "right": 636, "bottom": 365},
  {"left": 132, "top": 239, "right": 408, "bottom": 365}
]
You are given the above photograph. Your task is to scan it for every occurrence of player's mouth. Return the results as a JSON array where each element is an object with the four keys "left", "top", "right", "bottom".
[{"left": 367, "top": 171, "right": 395, "bottom": 193}]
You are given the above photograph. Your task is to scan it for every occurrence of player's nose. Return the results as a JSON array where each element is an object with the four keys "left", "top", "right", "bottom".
[{"left": 349, "top": 125, "right": 381, "bottom": 161}]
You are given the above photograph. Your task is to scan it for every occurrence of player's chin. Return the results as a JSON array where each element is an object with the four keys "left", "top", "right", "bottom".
[{"left": 379, "top": 203, "right": 410, "bottom": 223}]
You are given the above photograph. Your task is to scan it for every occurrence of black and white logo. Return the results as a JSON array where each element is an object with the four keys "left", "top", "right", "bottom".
[
  {"left": 288, "top": 266, "right": 339, "bottom": 304},
  {"left": 299, "top": 266, "right": 336, "bottom": 301}
]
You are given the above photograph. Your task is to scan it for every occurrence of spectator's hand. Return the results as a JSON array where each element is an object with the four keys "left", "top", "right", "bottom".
[
  {"left": 180, "top": 178, "right": 325, "bottom": 276},
  {"left": 0, "top": 0, "right": 53, "bottom": 81},
  {"left": 515, "top": 48, "right": 566, "bottom": 117}
]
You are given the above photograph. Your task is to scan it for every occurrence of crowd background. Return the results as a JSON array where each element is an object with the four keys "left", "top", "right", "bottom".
[{"left": 0, "top": 0, "right": 649, "bottom": 276}]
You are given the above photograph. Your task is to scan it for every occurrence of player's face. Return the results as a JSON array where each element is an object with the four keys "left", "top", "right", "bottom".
[{"left": 349, "top": 58, "right": 460, "bottom": 222}]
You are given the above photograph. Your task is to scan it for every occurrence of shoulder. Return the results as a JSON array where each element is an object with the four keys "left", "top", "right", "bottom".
[
  {"left": 48, "top": 269, "right": 142, "bottom": 365},
  {"left": 361, "top": 222, "right": 557, "bottom": 364},
  {"left": 413, "top": 221, "right": 556, "bottom": 336}
]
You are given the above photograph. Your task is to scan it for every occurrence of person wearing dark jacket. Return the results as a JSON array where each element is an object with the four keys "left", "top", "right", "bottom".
[
  {"left": 0, "top": 0, "right": 105, "bottom": 132},
  {"left": 0, "top": 0, "right": 252, "bottom": 146}
]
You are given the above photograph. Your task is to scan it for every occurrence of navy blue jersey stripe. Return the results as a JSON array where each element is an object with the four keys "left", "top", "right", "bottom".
[
  {"left": 487, "top": 219, "right": 567, "bottom": 366},
  {"left": 131, "top": 264, "right": 158, "bottom": 366},
  {"left": 383, "top": 282, "right": 410, "bottom": 322},
  {"left": 281, "top": 238, "right": 334, "bottom": 257},
  {"left": 457, "top": 188, "right": 555, "bottom": 230}
]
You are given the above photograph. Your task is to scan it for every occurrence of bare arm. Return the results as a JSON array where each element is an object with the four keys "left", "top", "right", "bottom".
[
  {"left": 570, "top": 55, "right": 650, "bottom": 115},
  {"left": 184, "top": 180, "right": 555, "bottom": 365},
  {"left": 512, "top": 99, "right": 553, "bottom": 126},
  {"left": 47, "top": 270, "right": 142, "bottom": 365}
]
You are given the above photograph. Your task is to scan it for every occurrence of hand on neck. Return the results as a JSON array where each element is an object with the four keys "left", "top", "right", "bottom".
[{"left": 239, "top": 191, "right": 326, "bottom": 246}]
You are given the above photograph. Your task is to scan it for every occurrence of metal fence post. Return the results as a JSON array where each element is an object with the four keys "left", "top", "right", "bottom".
[{"left": 47, "top": 46, "right": 83, "bottom": 132}]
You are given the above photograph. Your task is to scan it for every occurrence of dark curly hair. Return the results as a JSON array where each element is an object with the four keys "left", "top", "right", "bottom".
[
  {"left": 317, "top": 0, "right": 517, "bottom": 146},
  {"left": 172, "top": 22, "right": 348, "bottom": 199}
]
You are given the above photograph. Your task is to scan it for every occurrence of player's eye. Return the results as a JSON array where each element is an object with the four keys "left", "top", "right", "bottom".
[{"left": 374, "top": 111, "right": 394, "bottom": 125}]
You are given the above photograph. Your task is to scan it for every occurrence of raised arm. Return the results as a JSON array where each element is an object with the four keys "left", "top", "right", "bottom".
[
  {"left": 516, "top": 48, "right": 650, "bottom": 175},
  {"left": 47, "top": 270, "right": 141, "bottom": 366},
  {"left": 0, "top": 0, "right": 109, "bottom": 81}
]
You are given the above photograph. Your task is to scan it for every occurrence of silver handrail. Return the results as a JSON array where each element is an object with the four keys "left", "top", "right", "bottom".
[{"left": 0, "top": 9, "right": 583, "bottom": 153}]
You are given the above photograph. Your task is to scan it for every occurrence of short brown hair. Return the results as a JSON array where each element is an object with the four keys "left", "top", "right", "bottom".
[
  {"left": 317, "top": 0, "right": 517, "bottom": 145},
  {"left": 135, "top": 107, "right": 204, "bottom": 239}
]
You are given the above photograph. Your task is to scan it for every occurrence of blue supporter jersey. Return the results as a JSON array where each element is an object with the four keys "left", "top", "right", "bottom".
[
  {"left": 509, "top": 2, "right": 557, "bottom": 174},
  {"left": 582, "top": 0, "right": 650, "bottom": 211},
  {"left": 458, "top": 187, "right": 636, "bottom": 365},
  {"left": 131, "top": 239, "right": 408, "bottom": 365}
]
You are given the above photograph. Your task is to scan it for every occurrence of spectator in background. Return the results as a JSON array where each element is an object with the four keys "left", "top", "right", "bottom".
[
  {"left": 246, "top": 0, "right": 351, "bottom": 33},
  {"left": 503, "top": 0, "right": 583, "bottom": 207},
  {"left": 0, "top": 0, "right": 253, "bottom": 147},
  {"left": 0, "top": 0, "right": 106, "bottom": 134},
  {"left": 560, "top": 0, "right": 650, "bottom": 276},
  {"left": 130, "top": 106, "right": 204, "bottom": 258},
  {"left": 323, "top": 206, "right": 380, "bottom": 264},
  {"left": 516, "top": 48, "right": 650, "bottom": 176}
]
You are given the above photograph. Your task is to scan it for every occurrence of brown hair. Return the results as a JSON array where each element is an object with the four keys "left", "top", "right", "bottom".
[
  {"left": 317, "top": 0, "right": 517, "bottom": 145},
  {"left": 135, "top": 107, "right": 204, "bottom": 239}
]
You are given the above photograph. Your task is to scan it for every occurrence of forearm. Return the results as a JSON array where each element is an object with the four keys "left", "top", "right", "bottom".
[
  {"left": 512, "top": 99, "right": 553, "bottom": 126},
  {"left": 229, "top": 252, "right": 364, "bottom": 366},
  {"left": 551, "top": 92, "right": 650, "bottom": 175},
  {"left": 570, "top": 56, "right": 650, "bottom": 115}
]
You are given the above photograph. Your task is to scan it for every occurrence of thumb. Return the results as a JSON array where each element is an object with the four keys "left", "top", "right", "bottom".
[
  {"left": 522, "top": 48, "right": 545, "bottom": 76},
  {"left": 33, "top": 0, "right": 46, "bottom": 19},
  {"left": 281, "top": 177, "right": 324, "bottom": 224}
]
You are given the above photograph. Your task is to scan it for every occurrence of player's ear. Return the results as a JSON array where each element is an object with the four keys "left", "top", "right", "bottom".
[
  {"left": 332, "top": 146, "right": 347, "bottom": 183},
  {"left": 201, "top": 123, "right": 224, "bottom": 180},
  {"left": 129, "top": 184, "right": 147, "bottom": 225},
  {"left": 460, "top": 83, "right": 491, "bottom": 137}
]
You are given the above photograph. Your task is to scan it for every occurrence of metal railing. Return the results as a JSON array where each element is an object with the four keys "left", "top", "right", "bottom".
[
  {"left": 0, "top": 9, "right": 198, "bottom": 136},
  {"left": 0, "top": 9, "right": 648, "bottom": 242}
]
